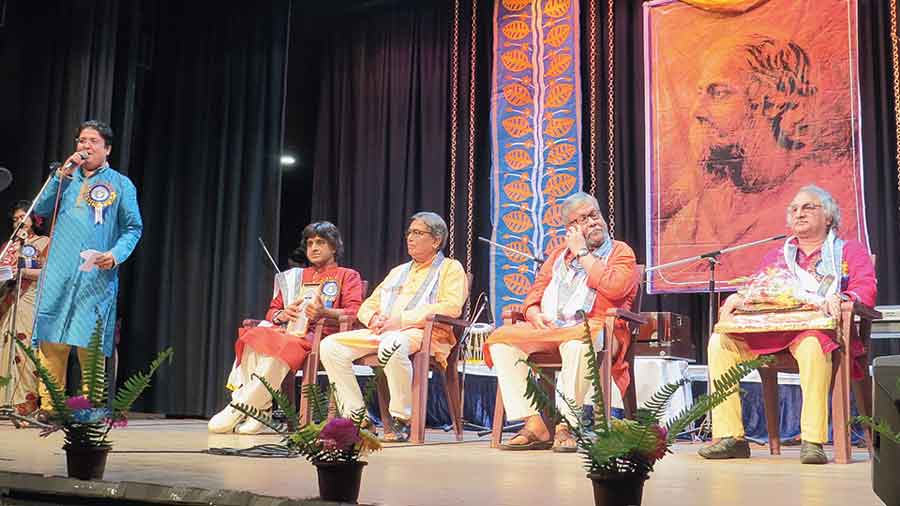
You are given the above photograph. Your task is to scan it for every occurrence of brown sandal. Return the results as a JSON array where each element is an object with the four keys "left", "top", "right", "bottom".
[
  {"left": 553, "top": 424, "right": 577, "bottom": 453},
  {"left": 499, "top": 429, "right": 553, "bottom": 451}
]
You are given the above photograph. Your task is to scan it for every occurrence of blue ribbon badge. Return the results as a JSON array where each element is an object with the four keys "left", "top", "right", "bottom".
[{"left": 321, "top": 280, "right": 339, "bottom": 309}]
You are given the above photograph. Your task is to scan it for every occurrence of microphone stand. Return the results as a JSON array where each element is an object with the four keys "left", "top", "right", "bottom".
[
  {"left": 474, "top": 236, "right": 545, "bottom": 437},
  {"left": 0, "top": 169, "right": 62, "bottom": 429},
  {"left": 646, "top": 233, "right": 786, "bottom": 439},
  {"left": 477, "top": 236, "right": 544, "bottom": 271}
]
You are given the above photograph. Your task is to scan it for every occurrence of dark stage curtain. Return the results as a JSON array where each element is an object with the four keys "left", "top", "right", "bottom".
[
  {"left": 0, "top": 0, "right": 122, "bottom": 212},
  {"left": 307, "top": 3, "right": 451, "bottom": 286},
  {"left": 858, "top": 0, "right": 900, "bottom": 357},
  {"left": 118, "top": 0, "right": 291, "bottom": 416}
]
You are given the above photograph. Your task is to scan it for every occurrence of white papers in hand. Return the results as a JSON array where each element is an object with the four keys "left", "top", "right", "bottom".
[{"left": 79, "top": 249, "right": 103, "bottom": 272}]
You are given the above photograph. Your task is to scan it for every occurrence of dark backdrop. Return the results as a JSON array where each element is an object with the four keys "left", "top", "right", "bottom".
[
  {"left": 0, "top": 0, "right": 896, "bottom": 416},
  {"left": 1, "top": 0, "right": 290, "bottom": 416}
]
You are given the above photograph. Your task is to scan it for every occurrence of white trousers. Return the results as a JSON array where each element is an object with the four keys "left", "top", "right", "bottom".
[
  {"left": 319, "top": 332, "right": 414, "bottom": 420},
  {"left": 490, "top": 341, "right": 593, "bottom": 426},
  {"left": 227, "top": 346, "right": 291, "bottom": 411}
]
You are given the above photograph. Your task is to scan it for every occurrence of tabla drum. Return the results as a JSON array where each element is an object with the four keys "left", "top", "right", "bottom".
[{"left": 465, "top": 323, "right": 494, "bottom": 364}]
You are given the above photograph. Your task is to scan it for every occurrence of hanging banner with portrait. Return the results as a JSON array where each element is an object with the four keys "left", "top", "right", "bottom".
[
  {"left": 643, "top": 0, "right": 870, "bottom": 293},
  {"left": 489, "top": 0, "right": 583, "bottom": 323}
]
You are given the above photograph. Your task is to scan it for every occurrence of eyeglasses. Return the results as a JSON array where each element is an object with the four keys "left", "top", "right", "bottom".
[
  {"left": 406, "top": 229, "right": 433, "bottom": 239},
  {"left": 787, "top": 203, "right": 822, "bottom": 214},
  {"left": 74, "top": 137, "right": 104, "bottom": 146},
  {"left": 568, "top": 210, "right": 602, "bottom": 226}
]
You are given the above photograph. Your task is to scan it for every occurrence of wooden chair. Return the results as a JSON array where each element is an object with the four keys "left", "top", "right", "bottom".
[
  {"left": 758, "top": 255, "right": 880, "bottom": 463},
  {"left": 490, "top": 265, "right": 648, "bottom": 448},
  {"left": 308, "top": 274, "right": 472, "bottom": 444},
  {"left": 758, "top": 299, "right": 881, "bottom": 463},
  {"left": 240, "top": 281, "right": 368, "bottom": 425}
]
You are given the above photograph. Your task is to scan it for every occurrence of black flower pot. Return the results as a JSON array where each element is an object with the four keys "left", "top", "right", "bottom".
[
  {"left": 65, "top": 446, "right": 110, "bottom": 480},
  {"left": 315, "top": 461, "right": 367, "bottom": 503},
  {"left": 587, "top": 473, "right": 646, "bottom": 506}
]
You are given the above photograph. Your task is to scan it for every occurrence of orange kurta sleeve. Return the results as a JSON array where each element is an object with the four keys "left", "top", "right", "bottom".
[{"left": 587, "top": 241, "right": 637, "bottom": 303}]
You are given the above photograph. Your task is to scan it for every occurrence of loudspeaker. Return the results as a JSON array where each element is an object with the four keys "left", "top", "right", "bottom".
[{"left": 872, "top": 355, "right": 900, "bottom": 506}]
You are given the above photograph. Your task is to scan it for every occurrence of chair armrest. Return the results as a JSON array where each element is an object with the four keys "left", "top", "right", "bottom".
[
  {"left": 604, "top": 308, "right": 649, "bottom": 326},
  {"left": 242, "top": 319, "right": 263, "bottom": 328},
  {"left": 428, "top": 314, "right": 473, "bottom": 329},
  {"left": 503, "top": 310, "right": 526, "bottom": 324},
  {"left": 843, "top": 301, "right": 881, "bottom": 321}
]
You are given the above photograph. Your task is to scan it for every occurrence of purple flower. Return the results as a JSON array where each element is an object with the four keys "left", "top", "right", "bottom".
[
  {"left": 318, "top": 418, "right": 361, "bottom": 450},
  {"left": 108, "top": 416, "right": 128, "bottom": 429},
  {"left": 645, "top": 425, "right": 669, "bottom": 462},
  {"left": 66, "top": 396, "right": 92, "bottom": 410}
]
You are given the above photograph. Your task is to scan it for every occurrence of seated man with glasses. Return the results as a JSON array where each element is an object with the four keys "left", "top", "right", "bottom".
[
  {"left": 485, "top": 192, "right": 638, "bottom": 452},
  {"left": 699, "top": 185, "right": 876, "bottom": 464},
  {"left": 319, "top": 212, "right": 466, "bottom": 442}
]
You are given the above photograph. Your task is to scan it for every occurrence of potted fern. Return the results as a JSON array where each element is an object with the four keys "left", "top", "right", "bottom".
[
  {"left": 15, "top": 316, "right": 173, "bottom": 480},
  {"left": 230, "top": 346, "right": 396, "bottom": 503},
  {"left": 522, "top": 319, "right": 771, "bottom": 506}
]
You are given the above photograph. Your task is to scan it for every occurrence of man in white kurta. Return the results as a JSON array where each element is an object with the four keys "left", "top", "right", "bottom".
[{"left": 319, "top": 212, "right": 465, "bottom": 441}]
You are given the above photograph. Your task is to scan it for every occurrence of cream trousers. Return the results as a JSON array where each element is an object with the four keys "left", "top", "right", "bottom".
[
  {"left": 319, "top": 331, "right": 416, "bottom": 420},
  {"left": 227, "top": 346, "right": 291, "bottom": 411},
  {"left": 489, "top": 341, "right": 595, "bottom": 426}
]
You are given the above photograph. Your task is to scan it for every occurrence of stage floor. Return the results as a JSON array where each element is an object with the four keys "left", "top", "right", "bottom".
[{"left": 0, "top": 419, "right": 885, "bottom": 506}]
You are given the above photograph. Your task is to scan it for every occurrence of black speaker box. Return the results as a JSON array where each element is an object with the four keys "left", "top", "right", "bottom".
[{"left": 872, "top": 355, "right": 900, "bottom": 506}]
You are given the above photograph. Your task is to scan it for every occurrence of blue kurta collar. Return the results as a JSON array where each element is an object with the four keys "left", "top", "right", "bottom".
[{"left": 78, "top": 163, "right": 110, "bottom": 180}]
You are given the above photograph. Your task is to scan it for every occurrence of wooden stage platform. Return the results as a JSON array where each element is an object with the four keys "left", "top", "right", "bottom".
[{"left": 0, "top": 419, "right": 885, "bottom": 505}]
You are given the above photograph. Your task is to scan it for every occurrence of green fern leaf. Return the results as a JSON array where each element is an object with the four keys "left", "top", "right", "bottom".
[
  {"left": 111, "top": 347, "right": 174, "bottom": 413},
  {"left": 83, "top": 314, "right": 107, "bottom": 406}
]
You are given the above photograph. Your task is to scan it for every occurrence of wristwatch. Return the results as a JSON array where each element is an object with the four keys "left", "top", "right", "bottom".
[{"left": 575, "top": 248, "right": 590, "bottom": 259}]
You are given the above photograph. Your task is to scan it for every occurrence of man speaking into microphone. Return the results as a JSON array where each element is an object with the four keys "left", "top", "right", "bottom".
[{"left": 31, "top": 120, "right": 143, "bottom": 420}]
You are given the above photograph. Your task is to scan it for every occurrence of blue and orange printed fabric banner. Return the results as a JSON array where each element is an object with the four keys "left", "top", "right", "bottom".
[{"left": 489, "top": 0, "right": 583, "bottom": 324}]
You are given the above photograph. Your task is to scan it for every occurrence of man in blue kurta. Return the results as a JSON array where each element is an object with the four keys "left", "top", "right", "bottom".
[{"left": 32, "top": 120, "right": 143, "bottom": 415}]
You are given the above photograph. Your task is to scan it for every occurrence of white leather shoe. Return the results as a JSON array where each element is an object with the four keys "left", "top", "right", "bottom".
[
  {"left": 236, "top": 416, "right": 267, "bottom": 435},
  {"left": 208, "top": 406, "right": 245, "bottom": 433}
]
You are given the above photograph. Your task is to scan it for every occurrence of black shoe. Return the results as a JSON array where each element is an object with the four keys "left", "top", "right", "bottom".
[
  {"left": 800, "top": 441, "right": 827, "bottom": 464},
  {"left": 698, "top": 437, "right": 751, "bottom": 459}
]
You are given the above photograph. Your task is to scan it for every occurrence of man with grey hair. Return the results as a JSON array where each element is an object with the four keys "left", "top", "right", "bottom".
[
  {"left": 484, "top": 192, "right": 638, "bottom": 451},
  {"left": 700, "top": 185, "right": 875, "bottom": 464},
  {"left": 320, "top": 211, "right": 466, "bottom": 442}
]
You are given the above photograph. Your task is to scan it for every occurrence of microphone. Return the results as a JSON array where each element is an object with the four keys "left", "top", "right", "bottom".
[
  {"left": 61, "top": 151, "right": 89, "bottom": 171},
  {"left": 0, "top": 167, "right": 11, "bottom": 193}
]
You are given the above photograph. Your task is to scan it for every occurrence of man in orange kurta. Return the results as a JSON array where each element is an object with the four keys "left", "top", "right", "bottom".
[{"left": 485, "top": 192, "right": 637, "bottom": 451}]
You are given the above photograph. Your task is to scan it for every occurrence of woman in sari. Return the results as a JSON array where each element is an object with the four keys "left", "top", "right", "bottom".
[{"left": 0, "top": 201, "right": 50, "bottom": 419}]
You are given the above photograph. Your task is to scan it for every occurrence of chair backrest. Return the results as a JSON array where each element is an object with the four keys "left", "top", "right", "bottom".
[
  {"left": 628, "top": 264, "right": 646, "bottom": 333},
  {"left": 631, "top": 264, "right": 646, "bottom": 313}
]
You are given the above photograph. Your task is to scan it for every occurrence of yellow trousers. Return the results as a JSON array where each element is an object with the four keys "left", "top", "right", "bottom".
[
  {"left": 708, "top": 332, "right": 832, "bottom": 444},
  {"left": 38, "top": 342, "right": 104, "bottom": 410}
]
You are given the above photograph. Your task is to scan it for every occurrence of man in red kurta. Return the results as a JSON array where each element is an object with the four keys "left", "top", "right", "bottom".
[
  {"left": 700, "top": 185, "right": 876, "bottom": 464},
  {"left": 485, "top": 192, "right": 637, "bottom": 451},
  {"left": 209, "top": 222, "right": 363, "bottom": 434}
]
